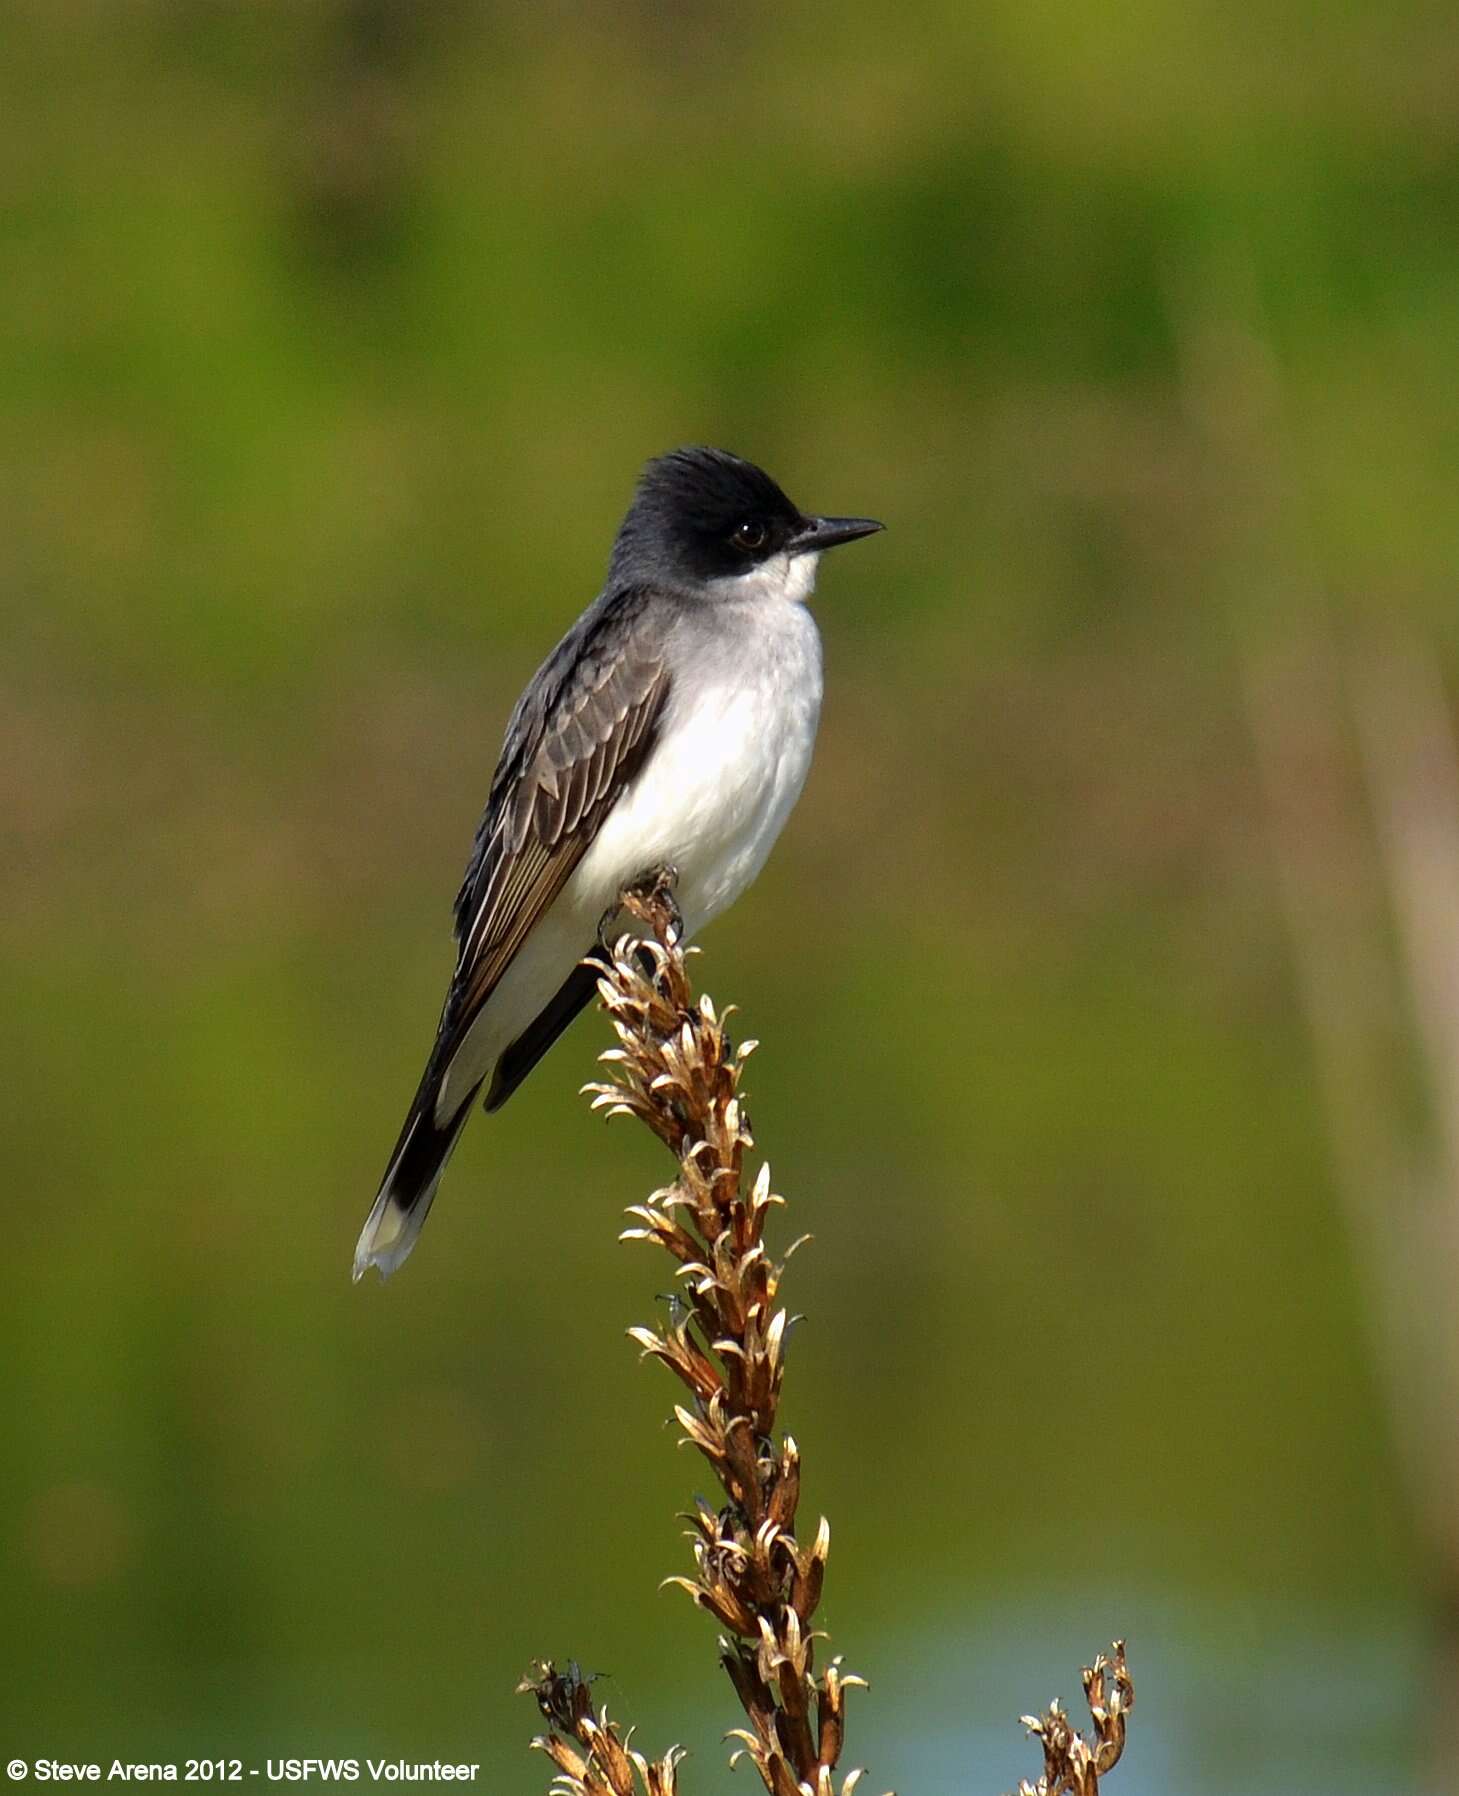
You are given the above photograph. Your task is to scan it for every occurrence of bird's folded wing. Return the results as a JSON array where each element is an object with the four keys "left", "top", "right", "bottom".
[{"left": 440, "top": 587, "right": 671, "bottom": 1062}]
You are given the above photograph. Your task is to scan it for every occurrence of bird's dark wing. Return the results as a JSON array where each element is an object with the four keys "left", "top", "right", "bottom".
[{"left": 439, "top": 585, "right": 671, "bottom": 1067}]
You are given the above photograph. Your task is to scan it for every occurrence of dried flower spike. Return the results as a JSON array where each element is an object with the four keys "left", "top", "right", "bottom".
[
  {"left": 1012, "top": 1642, "right": 1134, "bottom": 1796},
  {"left": 519, "top": 1660, "right": 684, "bottom": 1796},
  {"left": 524, "top": 875, "right": 1134, "bottom": 1796},
  {"left": 569, "top": 881, "right": 881, "bottom": 1795}
]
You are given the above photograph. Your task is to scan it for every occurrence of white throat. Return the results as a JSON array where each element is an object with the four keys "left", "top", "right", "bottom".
[{"left": 710, "top": 550, "right": 820, "bottom": 608}]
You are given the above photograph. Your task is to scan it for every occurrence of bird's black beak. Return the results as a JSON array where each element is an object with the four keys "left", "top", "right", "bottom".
[{"left": 788, "top": 514, "right": 885, "bottom": 555}]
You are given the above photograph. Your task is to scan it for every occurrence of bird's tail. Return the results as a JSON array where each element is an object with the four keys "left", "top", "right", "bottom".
[{"left": 353, "top": 1065, "right": 483, "bottom": 1282}]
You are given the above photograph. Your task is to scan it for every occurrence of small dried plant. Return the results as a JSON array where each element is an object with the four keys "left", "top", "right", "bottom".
[
  {"left": 1011, "top": 1644, "right": 1134, "bottom": 1796},
  {"left": 520, "top": 877, "right": 1133, "bottom": 1796}
]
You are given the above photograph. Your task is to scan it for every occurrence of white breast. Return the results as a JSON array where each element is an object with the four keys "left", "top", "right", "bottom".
[
  {"left": 569, "top": 590, "right": 823, "bottom": 936},
  {"left": 438, "top": 576, "right": 823, "bottom": 1108}
]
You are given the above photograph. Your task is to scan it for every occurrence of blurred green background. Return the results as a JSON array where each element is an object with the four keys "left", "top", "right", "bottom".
[{"left": 5, "top": 3, "right": 1458, "bottom": 1791}]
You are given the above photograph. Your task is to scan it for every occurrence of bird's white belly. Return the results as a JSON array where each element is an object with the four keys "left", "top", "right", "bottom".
[{"left": 569, "top": 601, "right": 823, "bottom": 935}]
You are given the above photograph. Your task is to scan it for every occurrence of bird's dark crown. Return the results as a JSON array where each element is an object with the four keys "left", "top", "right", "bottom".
[{"left": 610, "top": 446, "right": 806, "bottom": 584}]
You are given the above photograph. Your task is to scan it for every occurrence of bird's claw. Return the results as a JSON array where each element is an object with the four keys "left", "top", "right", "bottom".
[{"left": 616, "top": 862, "right": 683, "bottom": 947}]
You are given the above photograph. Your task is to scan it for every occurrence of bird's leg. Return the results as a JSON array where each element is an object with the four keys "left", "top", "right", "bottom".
[{"left": 617, "top": 861, "right": 683, "bottom": 947}]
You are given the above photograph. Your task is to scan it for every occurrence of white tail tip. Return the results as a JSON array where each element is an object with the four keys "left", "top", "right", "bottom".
[{"left": 352, "top": 1188, "right": 430, "bottom": 1283}]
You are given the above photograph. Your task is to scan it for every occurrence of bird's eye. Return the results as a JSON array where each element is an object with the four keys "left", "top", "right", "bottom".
[{"left": 732, "top": 520, "right": 768, "bottom": 552}]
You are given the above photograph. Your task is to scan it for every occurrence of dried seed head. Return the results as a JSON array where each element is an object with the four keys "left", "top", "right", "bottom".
[
  {"left": 525, "top": 881, "right": 1130, "bottom": 1796},
  {"left": 1010, "top": 1643, "right": 1134, "bottom": 1796}
]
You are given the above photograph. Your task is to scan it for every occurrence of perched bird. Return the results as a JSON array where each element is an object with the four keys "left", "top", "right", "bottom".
[{"left": 354, "top": 446, "right": 881, "bottom": 1280}]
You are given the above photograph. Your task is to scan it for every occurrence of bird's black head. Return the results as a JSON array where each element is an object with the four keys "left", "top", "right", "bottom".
[{"left": 609, "top": 446, "right": 882, "bottom": 590}]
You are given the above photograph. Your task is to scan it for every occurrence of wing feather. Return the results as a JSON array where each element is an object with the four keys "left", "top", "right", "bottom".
[{"left": 438, "top": 586, "right": 671, "bottom": 1071}]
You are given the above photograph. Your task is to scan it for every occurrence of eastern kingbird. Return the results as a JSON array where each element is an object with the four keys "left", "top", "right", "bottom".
[{"left": 354, "top": 446, "right": 882, "bottom": 1280}]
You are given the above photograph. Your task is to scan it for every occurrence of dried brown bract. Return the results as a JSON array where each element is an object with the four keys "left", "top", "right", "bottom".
[{"left": 1012, "top": 1643, "right": 1134, "bottom": 1796}]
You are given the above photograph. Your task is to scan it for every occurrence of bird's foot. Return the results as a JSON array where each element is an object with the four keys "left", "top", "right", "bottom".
[{"left": 616, "top": 862, "right": 683, "bottom": 948}]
